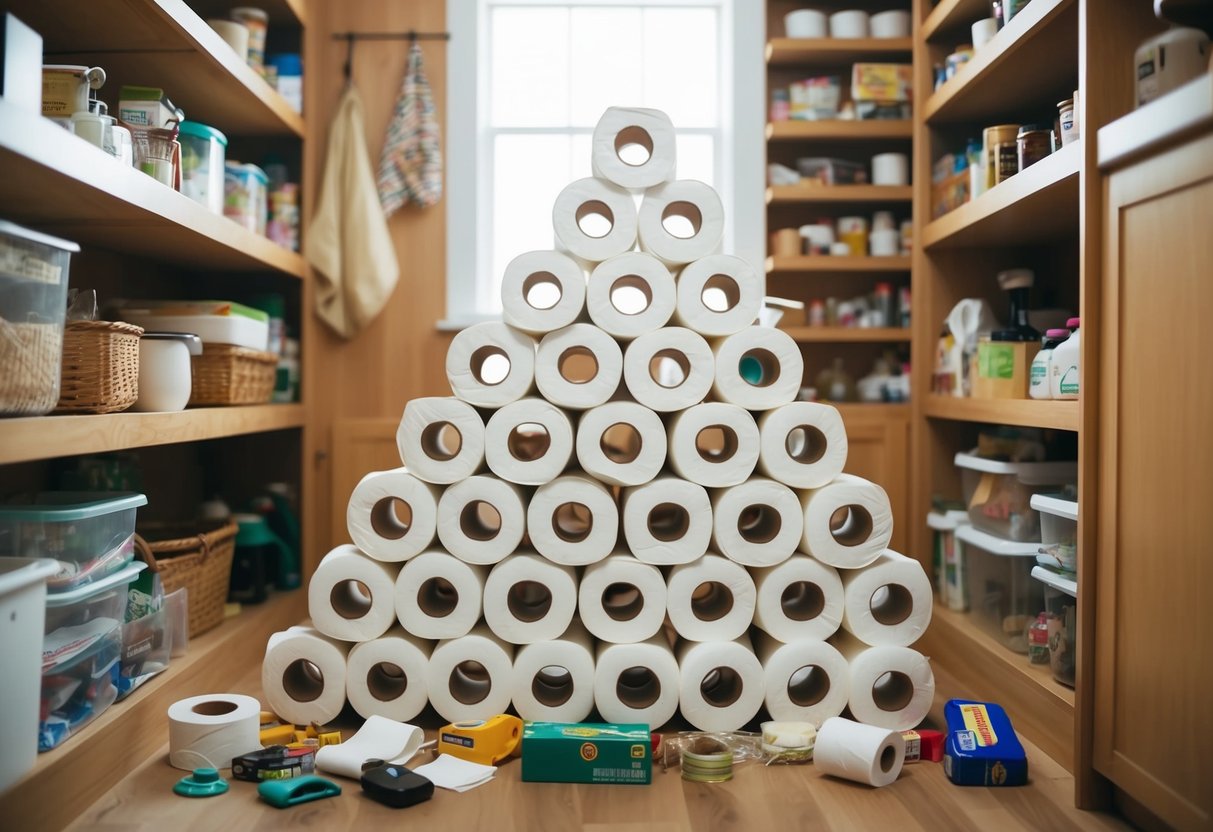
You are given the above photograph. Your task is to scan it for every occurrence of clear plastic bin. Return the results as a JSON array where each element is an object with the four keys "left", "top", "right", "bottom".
[
  {"left": 119, "top": 604, "right": 171, "bottom": 699},
  {"left": 927, "top": 509, "right": 969, "bottom": 611},
  {"left": 178, "top": 121, "right": 228, "bottom": 215},
  {"left": 959, "top": 524, "right": 1043, "bottom": 653},
  {"left": 1032, "top": 565, "right": 1077, "bottom": 688},
  {"left": 955, "top": 452, "right": 1077, "bottom": 541},
  {"left": 1031, "top": 493, "right": 1077, "bottom": 573},
  {"left": 224, "top": 162, "right": 269, "bottom": 235}
]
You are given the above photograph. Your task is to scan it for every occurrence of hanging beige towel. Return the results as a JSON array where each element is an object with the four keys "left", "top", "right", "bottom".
[{"left": 306, "top": 86, "right": 400, "bottom": 339}]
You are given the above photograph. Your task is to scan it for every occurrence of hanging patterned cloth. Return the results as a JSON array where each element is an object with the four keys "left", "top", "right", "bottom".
[{"left": 377, "top": 41, "right": 443, "bottom": 215}]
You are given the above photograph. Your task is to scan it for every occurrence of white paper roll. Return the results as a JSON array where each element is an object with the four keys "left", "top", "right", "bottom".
[
  {"left": 527, "top": 474, "right": 619, "bottom": 566},
  {"left": 316, "top": 715, "right": 426, "bottom": 779},
  {"left": 346, "top": 468, "right": 440, "bottom": 562},
  {"left": 832, "top": 630, "right": 935, "bottom": 731},
  {"left": 262, "top": 626, "right": 351, "bottom": 726},
  {"left": 754, "top": 631, "right": 850, "bottom": 726},
  {"left": 637, "top": 179, "right": 724, "bottom": 268},
  {"left": 586, "top": 252, "right": 676, "bottom": 340},
  {"left": 552, "top": 177, "right": 638, "bottom": 266},
  {"left": 815, "top": 717, "right": 905, "bottom": 787},
  {"left": 872, "top": 152, "right": 909, "bottom": 186},
  {"left": 840, "top": 550, "right": 932, "bottom": 647},
  {"left": 672, "top": 255, "right": 765, "bottom": 338},
  {"left": 398, "top": 397, "right": 486, "bottom": 485},
  {"left": 751, "top": 553, "right": 844, "bottom": 642},
  {"left": 346, "top": 627, "right": 433, "bottom": 722},
  {"left": 621, "top": 476, "right": 712, "bottom": 565},
  {"left": 535, "top": 323, "right": 623, "bottom": 410},
  {"left": 501, "top": 249, "right": 587, "bottom": 335},
  {"left": 167, "top": 693, "right": 261, "bottom": 771},
  {"left": 594, "top": 636, "right": 681, "bottom": 729},
  {"left": 483, "top": 553, "right": 579, "bottom": 644},
  {"left": 667, "top": 403, "right": 760, "bottom": 488},
  {"left": 677, "top": 636, "right": 765, "bottom": 732},
  {"left": 578, "top": 554, "right": 668, "bottom": 643},
  {"left": 427, "top": 624, "right": 515, "bottom": 723},
  {"left": 622, "top": 326, "right": 715, "bottom": 412},
  {"left": 435, "top": 475, "right": 527, "bottom": 565},
  {"left": 591, "top": 106, "right": 677, "bottom": 191},
  {"left": 758, "top": 402, "right": 848, "bottom": 489},
  {"left": 510, "top": 620, "right": 597, "bottom": 723},
  {"left": 446, "top": 321, "right": 537, "bottom": 408},
  {"left": 710, "top": 477, "right": 803, "bottom": 567},
  {"left": 308, "top": 545, "right": 401, "bottom": 642},
  {"left": 396, "top": 550, "right": 488, "bottom": 638},
  {"left": 576, "top": 401, "right": 667, "bottom": 486},
  {"left": 799, "top": 474, "right": 894, "bottom": 569},
  {"left": 484, "top": 397, "right": 575, "bottom": 486},
  {"left": 710, "top": 327, "right": 803, "bottom": 411},
  {"left": 666, "top": 553, "right": 756, "bottom": 642}
]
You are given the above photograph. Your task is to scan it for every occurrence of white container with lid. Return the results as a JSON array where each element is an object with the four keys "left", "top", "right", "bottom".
[
  {"left": 1050, "top": 317, "right": 1080, "bottom": 400},
  {"left": 133, "top": 333, "right": 203, "bottom": 412},
  {"left": 784, "top": 9, "right": 827, "bottom": 38},
  {"left": 955, "top": 452, "right": 1077, "bottom": 541}
]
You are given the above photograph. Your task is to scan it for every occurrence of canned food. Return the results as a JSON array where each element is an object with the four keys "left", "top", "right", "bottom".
[{"left": 1016, "top": 125, "right": 1053, "bottom": 170}]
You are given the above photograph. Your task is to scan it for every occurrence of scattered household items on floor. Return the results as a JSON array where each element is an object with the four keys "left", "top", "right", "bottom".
[{"left": 943, "top": 700, "right": 1027, "bottom": 786}]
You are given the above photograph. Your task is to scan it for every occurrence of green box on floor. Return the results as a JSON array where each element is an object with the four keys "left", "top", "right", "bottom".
[{"left": 521, "top": 722, "right": 651, "bottom": 785}]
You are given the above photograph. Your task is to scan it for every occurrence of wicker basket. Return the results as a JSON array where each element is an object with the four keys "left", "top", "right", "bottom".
[
  {"left": 54, "top": 320, "right": 144, "bottom": 413},
  {"left": 135, "top": 520, "right": 238, "bottom": 638},
  {"left": 190, "top": 344, "right": 277, "bottom": 406}
]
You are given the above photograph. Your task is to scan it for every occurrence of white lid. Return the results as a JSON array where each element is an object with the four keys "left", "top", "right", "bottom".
[
  {"left": 0, "top": 558, "right": 59, "bottom": 596},
  {"left": 954, "top": 451, "right": 1077, "bottom": 485},
  {"left": 1030, "top": 493, "right": 1078, "bottom": 520},
  {"left": 1032, "top": 565, "right": 1077, "bottom": 598},
  {"left": 926, "top": 510, "right": 969, "bottom": 531},
  {"left": 45, "top": 562, "right": 146, "bottom": 607},
  {"left": 956, "top": 524, "right": 1039, "bottom": 557}
]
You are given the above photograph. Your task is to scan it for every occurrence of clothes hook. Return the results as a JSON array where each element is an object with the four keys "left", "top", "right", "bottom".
[{"left": 343, "top": 33, "right": 355, "bottom": 83}]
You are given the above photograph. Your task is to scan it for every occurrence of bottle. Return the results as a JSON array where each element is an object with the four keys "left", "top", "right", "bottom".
[
  {"left": 873, "top": 282, "right": 895, "bottom": 327},
  {"left": 992, "top": 269, "right": 1041, "bottom": 341},
  {"left": 1050, "top": 317, "right": 1081, "bottom": 400},
  {"left": 815, "top": 358, "right": 855, "bottom": 403},
  {"left": 1028, "top": 613, "right": 1051, "bottom": 664},
  {"left": 1029, "top": 328, "right": 1070, "bottom": 399},
  {"left": 770, "top": 89, "right": 790, "bottom": 122}
]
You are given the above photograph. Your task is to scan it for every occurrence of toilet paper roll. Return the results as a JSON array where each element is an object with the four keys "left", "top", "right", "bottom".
[
  {"left": 751, "top": 554, "right": 845, "bottom": 642},
  {"left": 666, "top": 553, "right": 756, "bottom": 642},
  {"left": 346, "top": 628, "right": 433, "bottom": 722},
  {"left": 436, "top": 475, "right": 527, "bottom": 565},
  {"left": 535, "top": 323, "right": 623, "bottom": 410},
  {"left": 622, "top": 326, "right": 715, "bottom": 412},
  {"left": 527, "top": 474, "right": 619, "bottom": 566},
  {"left": 872, "top": 152, "right": 908, "bottom": 186},
  {"left": 637, "top": 179, "right": 725, "bottom": 268},
  {"left": 840, "top": 550, "right": 933, "bottom": 647},
  {"left": 591, "top": 106, "right": 677, "bottom": 191},
  {"left": 501, "top": 249, "right": 587, "bottom": 335},
  {"left": 346, "top": 468, "right": 440, "bottom": 562},
  {"left": 667, "top": 403, "right": 760, "bottom": 488},
  {"left": 799, "top": 474, "right": 894, "bottom": 569},
  {"left": 510, "top": 620, "right": 597, "bottom": 723},
  {"left": 483, "top": 553, "right": 579, "bottom": 644},
  {"left": 757, "top": 402, "right": 848, "bottom": 489},
  {"left": 262, "top": 626, "right": 351, "bottom": 726},
  {"left": 576, "top": 401, "right": 667, "bottom": 486},
  {"left": 676, "top": 636, "right": 765, "bottom": 732},
  {"left": 832, "top": 630, "right": 935, "bottom": 731},
  {"left": 753, "top": 631, "right": 850, "bottom": 726},
  {"left": 710, "top": 477, "right": 803, "bottom": 567},
  {"left": 427, "top": 624, "right": 515, "bottom": 723},
  {"left": 578, "top": 554, "right": 668, "bottom": 643},
  {"left": 446, "top": 321, "right": 537, "bottom": 408},
  {"left": 710, "top": 327, "right": 803, "bottom": 410},
  {"left": 167, "top": 693, "right": 261, "bottom": 771},
  {"left": 594, "top": 636, "right": 681, "bottom": 728},
  {"left": 484, "top": 398, "right": 575, "bottom": 486},
  {"left": 396, "top": 551, "right": 488, "bottom": 638},
  {"left": 587, "top": 252, "right": 676, "bottom": 340},
  {"left": 552, "top": 177, "right": 639, "bottom": 266},
  {"left": 621, "top": 476, "right": 712, "bottom": 565},
  {"left": 870, "top": 9, "right": 911, "bottom": 37},
  {"left": 398, "top": 397, "right": 486, "bottom": 485},
  {"left": 308, "top": 545, "right": 401, "bottom": 642},
  {"left": 672, "top": 255, "right": 765, "bottom": 338},
  {"left": 815, "top": 717, "right": 905, "bottom": 787},
  {"left": 829, "top": 9, "right": 870, "bottom": 38},
  {"left": 316, "top": 714, "right": 426, "bottom": 779}
]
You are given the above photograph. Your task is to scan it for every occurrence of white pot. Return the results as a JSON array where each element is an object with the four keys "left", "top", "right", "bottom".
[
  {"left": 785, "top": 9, "right": 828, "bottom": 38},
  {"left": 871, "top": 10, "right": 910, "bottom": 38},
  {"left": 829, "top": 10, "right": 870, "bottom": 38},
  {"left": 133, "top": 333, "right": 202, "bottom": 412}
]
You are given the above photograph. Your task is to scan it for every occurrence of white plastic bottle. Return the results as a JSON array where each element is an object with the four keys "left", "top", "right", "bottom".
[
  {"left": 1029, "top": 328, "right": 1069, "bottom": 399},
  {"left": 1049, "top": 317, "right": 1080, "bottom": 400}
]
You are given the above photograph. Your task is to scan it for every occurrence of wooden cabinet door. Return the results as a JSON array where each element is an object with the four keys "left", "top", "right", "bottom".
[{"left": 841, "top": 411, "right": 909, "bottom": 554}]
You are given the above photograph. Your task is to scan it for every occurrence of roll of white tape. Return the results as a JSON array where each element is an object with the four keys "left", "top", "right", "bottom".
[
  {"left": 435, "top": 475, "right": 527, "bottom": 565},
  {"left": 622, "top": 326, "right": 715, "bottom": 412},
  {"left": 446, "top": 321, "right": 537, "bottom": 408},
  {"left": 535, "top": 323, "right": 623, "bottom": 410},
  {"left": 621, "top": 476, "right": 713, "bottom": 565},
  {"left": 501, "top": 249, "right": 587, "bottom": 335},
  {"left": 552, "top": 177, "right": 639, "bottom": 267},
  {"left": 672, "top": 254, "right": 764, "bottom": 338},
  {"left": 637, "top": 179, "right": 725, "bottom": 268},
  {"left": 576, "top": 401, "right": 667, "bottom": 487},
  {"left": 591, "top": 107, "right": 677, "bottom": 191},
  {"left": 757, "top": 402, "right": 848, "bottom": 489},
  {"left": 527, "top": 474, "right": 619, "bottom": 566},
  {"left": 587, "top": 252, "right": 676, "bottom": 340},
  {"left": 167, "top": 693, "right": 261, "bottom": 771},
  {"left": 345, "top": 468, "right": 440, "bottom": 562},
  {"left": 483, "top": 397, "right": 575, "bottom": 486},
  {"left": 397, "top": 397, "right": 486, "bottom": 485}
]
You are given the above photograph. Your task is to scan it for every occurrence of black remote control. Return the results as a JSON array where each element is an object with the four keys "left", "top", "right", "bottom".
[{"left": 360, "top": 763, "right": 435, "bottom": 808}]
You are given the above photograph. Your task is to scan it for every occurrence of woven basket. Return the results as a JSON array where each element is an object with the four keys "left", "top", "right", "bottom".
[
  {"left": 135, "top": 520, "right": 238, "bottom": 638},
  {"left": 0, "top": 317, "right": 65, "bottom": 415},
  {"left": 54, "top": 320, "right": 144, "bottom": 414},
  {"left": 190, "top": 344, "right": 277, "bottom": 406}
]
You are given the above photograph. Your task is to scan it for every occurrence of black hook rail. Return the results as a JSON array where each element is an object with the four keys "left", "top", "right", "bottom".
[{"left": 334, "top": 31, "right": 451, "bottom": 81}]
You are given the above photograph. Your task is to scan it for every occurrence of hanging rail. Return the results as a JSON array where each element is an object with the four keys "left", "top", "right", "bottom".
[{"left": 333, "top": 31, "right": 451, "bottom": 81}]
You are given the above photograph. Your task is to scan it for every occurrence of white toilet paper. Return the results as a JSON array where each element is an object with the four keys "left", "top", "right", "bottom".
[
  {"left": 621, "top": 476, "right": 712, "bottom": 565},
  {"left": 667, "top": 403, "right": 760, "bottom": 488},
  {"left": 427, "top": 624, "right": 515, "bottom": 724},
  {"left": 527, "top": 474, "right": 619, "bottom": 566},
  {"left": 832, "top": 630, "right": 935, "bottom": 731},
  {"left": 672, "top": 254, "right": 765, "bottom": 337},
  {"left": 308, "top": 545, "right": 401, "bottom": 642},
  {"left": 591, "top": 106, "right": 677, "bottom": 191},
  {"left": 710, "top": 477, "right": 803, "bottom": 567},
  {"left": 483, "top": 553, "right": 579, "bottom": 644},
  {"left": 436, "top": 475, "right": 527, "bottom": 565},
  {"left": 484, "top": 397, "right": 575, "bottom": 486},
  {"left": 501, "top": 249, "right": 587, "bottom": 335},
  {"left": 576, "top": 401, "right": 667, "bottom": 486},
  {"left": 710, "top": 327, "right": 804, "bottom": 411},
  {"left": 677, "top": 636, "right": 765, "bottom": 732},
  {"left": 578, "top": 554, "right": 668, "bottom": 643},
  {"left": 397, "top": 397, "right": 486, "bottom": 485},
  {"left": 799, "top": 474, "right": 894, "bottom": 569},
  {"left": 552, "top": 177, "right": 639, "bottom": 266},
  {"left": 594, "top": 636, "right": 681, "bottom": 729},
  {"left": 168, "top": 693, "right": 261, "bottom": 771},
  {"left": 751, "top": 554, "right": 844, "bottom": 642},
  {"left": 346, "top": 468, "right": 440, "bottom": 562},
  {"left": 587, "top": 252, "right": 676, "bottom": 340},
  {"left": 815, "top": 717, "right": 905, "bottom": 787},
  {"left": 510, "top": 621, "right": 597, "bottom": 723},
  {"left": 316, "top": 714, "right": 426, "bottom": 779},
  {"left": 396, "top": 550, "right": 488, "bottom": 638},
  {"left": 840, "top": 550, "right": 933, "bottom": 647},
  {"left": 666, "top": 553, "right": 756, "bottom": 642},
  {"left": 622, "top": 326, "right": 715, "bottom": 412},
  {"left": 757, "top": 402, "right": 848, "bottom": 489},
  {"left": 637, "top": 179, "right": 725, "bottom": 268},
  {"left": 535, "top": 323, "right": 623, "bottom": 410},
  {"left": 446, "top": 321, "right": 537, "bottom": 408},
  {"left": 872, "top": 152, "right": 909, "bottom": 186},
  {"left": 262, "top": 626, "right": 351, "bottom": 726},
  {"left": 753, "top": 631, "right": 850, "bottom": 726},
  {"left": 346, "top": 627, "right": 433, "bottom": 722}
]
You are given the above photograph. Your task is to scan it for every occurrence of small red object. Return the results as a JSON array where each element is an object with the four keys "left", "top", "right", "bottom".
[{"left": 650, "top": 733, "right": 662, "bottom": 754}]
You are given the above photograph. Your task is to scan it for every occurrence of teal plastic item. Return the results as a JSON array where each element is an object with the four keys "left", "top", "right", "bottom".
[
  {"left": 235, "top": 513, "right": 297, "bottom": 589},
  {"left": 178, "top": 120, "right": 228, "bottom": 147},
  {"left": 739, "top": 355, "right": 765, "bottom": 385},
  {"left": 0, "top": 492, "right": 147, "bottom": 523},
  {"left": 258, "top": 775, "right": 341, "bottom": 808},
  {"left": 174, "top": 768, "right": 229, "bottom": 797}
]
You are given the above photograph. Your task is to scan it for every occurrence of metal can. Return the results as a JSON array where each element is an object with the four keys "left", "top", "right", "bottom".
[
  {"left": 1016, "top": 125, "right": 1053, "bottom": 170},
  {"left": 983, "top": 124, "right": 1020, "bottom": 189}
]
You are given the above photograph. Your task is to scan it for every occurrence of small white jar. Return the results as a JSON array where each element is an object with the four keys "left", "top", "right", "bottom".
[{"left": 133, "top": 333, "right": 202, "bottom": 412}]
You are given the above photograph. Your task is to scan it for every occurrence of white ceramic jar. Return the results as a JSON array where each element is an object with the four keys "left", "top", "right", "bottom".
[{"left": 133, "top": 333, "right": 202, "bottom": 412}]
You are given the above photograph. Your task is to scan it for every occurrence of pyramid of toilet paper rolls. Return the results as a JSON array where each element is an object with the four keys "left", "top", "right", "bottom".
[{"left": 263, "top": 107, "right": 935, "bottom": 735}]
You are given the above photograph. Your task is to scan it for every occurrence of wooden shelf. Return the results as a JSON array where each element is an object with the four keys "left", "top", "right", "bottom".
[
  {"left": 767, "top": 120, "right": 913, "bottom": 141},
  {"left": 767, "top": 255, "right": 911, "bottom": 274},
  {"left": 782, "top": 327, "right": 911, "bottom": 343},
  {"left": 833, "top": 402, "right": 911, "bottom": 419},
  {"left": 924, "top": 395, "right": 1080, "bottom": 431},
  {"left": 1099, "top": 73, "right": 1213, "bottom": 169},
  {"left": 766, "top": 185, "right": 913, "bottom": 204},
  {"left": 189, "top": 0, "right": 308, "bottom": 26},
  {"left": 922, "top": 141, "right": 1080, "bottom": 249},
  {"left": 765, "top": 37, "right": 912, "bottom": 66},
  {"left": 921, "top": 0, "right": 991, "bottom": 42},
  {"left": 0, "top": 404, "right": 306, "bottom": 465}
]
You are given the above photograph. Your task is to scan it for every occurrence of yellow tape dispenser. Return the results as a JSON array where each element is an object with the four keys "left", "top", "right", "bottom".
[{"left": 437, "top": 715, "right": 523, "bottom": 766}]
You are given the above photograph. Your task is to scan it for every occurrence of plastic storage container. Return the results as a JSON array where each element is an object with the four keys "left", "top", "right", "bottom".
[
  {"left": 178, "top": 121, "right": 228, "bottom": 215},
  {"left": 927, "top": 509, "right": 969, "bottom": 611},
  {"left": 224, "top": 162, "right": 269, "bottom": 235},
  {"left": 955, "top": 452, "right": 1077, "bottom": 541},
  {"left": 1032, "top": 493, "right": 1078, "bottom": 573},
  {"left": 959, "top": 524, "right": 1043, "bottom": 653},
  {"left": 1032, "top": 565, "right": 1077, "bottom": 687}
]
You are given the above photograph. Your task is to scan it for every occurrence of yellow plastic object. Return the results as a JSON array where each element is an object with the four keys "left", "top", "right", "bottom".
[
  {"left": 259, "top": 713, "right": 297, "bottom": 746},
  {"left": 437, "top": 715, "right": 523, "bottom": 766},
  {"left": 304, "top": 723, "right": 343, "bottom": 747}
]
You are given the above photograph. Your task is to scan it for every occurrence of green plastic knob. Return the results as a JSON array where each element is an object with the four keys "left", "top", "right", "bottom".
[{"left": 174, "top": 767, "right": 230, "bottom": 798}]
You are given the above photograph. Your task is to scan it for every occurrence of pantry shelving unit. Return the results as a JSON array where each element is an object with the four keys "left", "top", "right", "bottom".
[{"left": 765, "top": 254, "right": 912, "bottom": 274}]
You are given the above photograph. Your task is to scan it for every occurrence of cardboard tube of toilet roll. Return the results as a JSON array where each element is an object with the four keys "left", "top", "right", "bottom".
[
  {"left": 534, "top": 323, "right": 623, "bottom": 410},
  {"left": 591, "top": 106, "right": 677, "bottom": 191}
]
